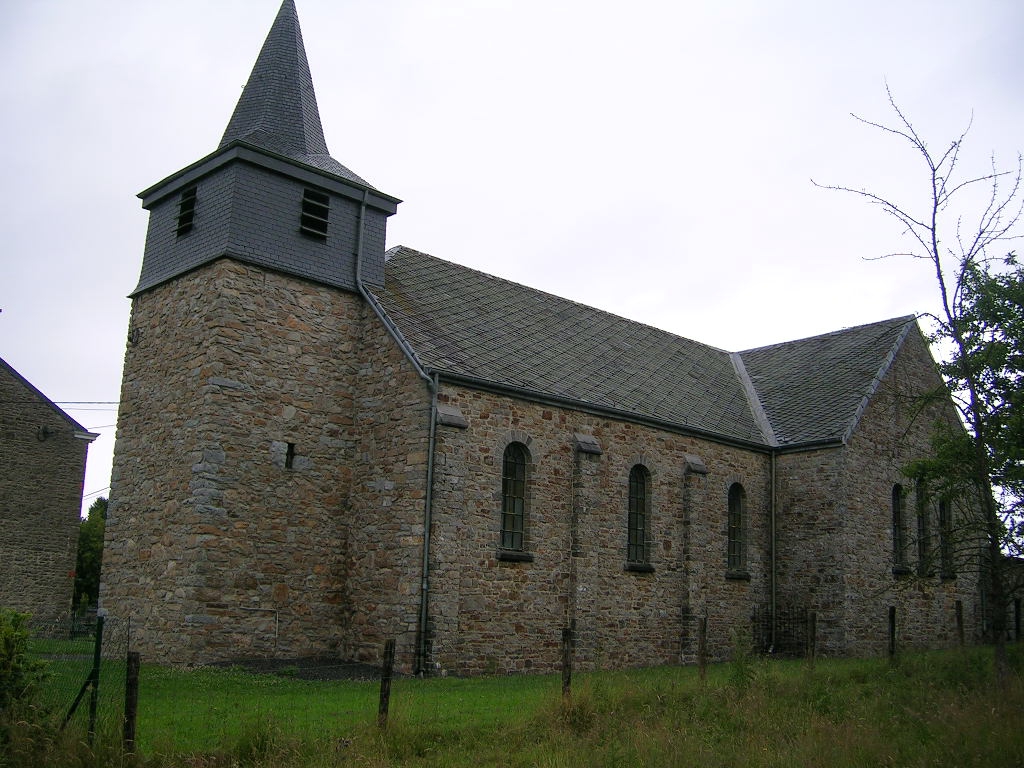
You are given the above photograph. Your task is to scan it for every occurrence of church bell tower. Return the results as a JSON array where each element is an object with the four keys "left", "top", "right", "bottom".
[{"left": 102, "top": 0, "right": 400, "bottom": 664}]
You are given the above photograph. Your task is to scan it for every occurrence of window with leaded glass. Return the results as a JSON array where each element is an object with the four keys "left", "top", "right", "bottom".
[
  {"left": 627, "top": 465, "right": 650, "bottom": 564},
  {"left": 938, "top": 498, "right": 955, "bottom": 578},
  {"left": 916, "top": 479, "right": 931, "bottom": 575},
  {"left": 892, "top": 484, "right": 909, "bottom": 573},
  {"left": 727, "top": 483, "right": 746, "bottom": 573},
  {"left": 500, "top": 443, "right": 528, "bottom": 551}
]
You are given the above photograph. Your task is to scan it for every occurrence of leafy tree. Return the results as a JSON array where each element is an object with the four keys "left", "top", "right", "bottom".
[
  {"left": 73, "top": 497, "right": 106, "bottom": 612},
  {"left": 818, "top": 88, "right": 1024, "bottom": 680},
  {"left": 0, "top": 609, "right": 48, "bottom": 711}
]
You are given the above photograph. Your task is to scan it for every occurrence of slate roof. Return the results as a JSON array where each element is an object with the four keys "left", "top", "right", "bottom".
[
  {"left": 738, "top": 316, "right": 915, "bottom": 446},
  {"left": 374, "top": 246, "right": 918, "bottom": 450},
  {"left": 219, "top": 0, "right": 370, "bottom": 186}
]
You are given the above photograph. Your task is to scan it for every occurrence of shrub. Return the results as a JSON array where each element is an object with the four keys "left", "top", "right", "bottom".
[{"left": 0, "top": 609, "right": 49, "bottom": 711}]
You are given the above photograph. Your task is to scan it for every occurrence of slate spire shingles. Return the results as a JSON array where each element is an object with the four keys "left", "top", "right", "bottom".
[{"left": 219, "top": 0, "right": 369, "bottom": 185}]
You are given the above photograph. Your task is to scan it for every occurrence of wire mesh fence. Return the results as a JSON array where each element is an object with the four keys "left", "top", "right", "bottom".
[
  {"left": 17, "top": 608, "right": 824, "bottom": 757},
  {"left": 26, "top": 613, "right": 130, "bottom": 743},
  {"left": 751, "top": 605, "right": 813, "bottom": 657}
]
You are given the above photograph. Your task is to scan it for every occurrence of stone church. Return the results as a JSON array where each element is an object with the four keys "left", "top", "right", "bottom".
[{"left": 101, "top": 0, "right": 982, "bottom": 674}]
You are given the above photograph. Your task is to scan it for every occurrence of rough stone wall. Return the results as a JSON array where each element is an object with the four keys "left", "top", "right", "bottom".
[
  {"left": 425, "top": 384, "right": 772, "bottom": 675},
  {"left": 103, "top": 259, "right": 365, "bottom": 663},
  {"left": 341, "top": 304, "right": 433, "bottom": 671},
  {"left": 774, "top": 327, "right": 981, "bottom": 658},
  {"left": 774, "top": 447, "right": 848, "bottom": 653},
  {"left": 0, "top": 364, "right": 89, "bottom": 622}
]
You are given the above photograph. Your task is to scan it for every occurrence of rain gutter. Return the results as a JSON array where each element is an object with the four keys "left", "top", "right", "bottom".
[{"left": 353, "top": 190, "right": 437, "bottom": 675}]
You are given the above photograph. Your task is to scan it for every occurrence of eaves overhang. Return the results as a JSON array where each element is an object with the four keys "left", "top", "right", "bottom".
[
  {"left": 137, "top": 140, "right": 401, "bottom": 214},
  {"left": 432, "top": 370, "right": 776, "bottom": 454}
]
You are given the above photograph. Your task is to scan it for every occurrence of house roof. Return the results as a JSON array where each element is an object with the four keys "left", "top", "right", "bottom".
[
  {"left": 0, "top": 356, "right": 98, "bottom": 440},
  {"left": 219, "top": 0, "right": 369, "bottom": 186},
  {"left": 374, "top": 246, "right": 919, "bottom": 450}
]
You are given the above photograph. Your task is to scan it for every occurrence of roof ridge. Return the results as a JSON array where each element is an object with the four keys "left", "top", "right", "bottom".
[
  {"left": 740, "top": 314, "right": 918, "bottom": 355},
  {"left": 839, "top": 316, "right": 918, "bottom": 445},
  {"left": 0, "top": 356, "right": 98, "bottom": 439},
  {"left": 730, "top": 352, "right": 778, "bottom": 447}
]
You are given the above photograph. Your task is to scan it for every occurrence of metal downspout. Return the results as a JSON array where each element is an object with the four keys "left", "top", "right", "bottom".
[
  {"left": 352, "top": 190, "right": 437, "bottom": 675},
  {"left": 417, "top": 373, "right": 439, "bottom": 674},
  {"left": 770, "top": 449, "right": 777, "bottom": 651}
]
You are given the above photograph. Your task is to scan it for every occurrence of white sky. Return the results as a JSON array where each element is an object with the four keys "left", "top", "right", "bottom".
[{"left": 1, "top": 0, "right": 1021, "bottom": 516}]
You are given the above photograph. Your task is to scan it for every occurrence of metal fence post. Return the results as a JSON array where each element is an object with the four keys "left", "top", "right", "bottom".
[
  {"left": 87, "top": 615, "right": 104, "bottom": 744},
  {"left": 123, "top": 651, "right": 141, "bottom": 753}
]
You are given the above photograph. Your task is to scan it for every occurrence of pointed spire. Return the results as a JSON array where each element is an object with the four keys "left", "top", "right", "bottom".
[{"left": 220, "top": 0, "right": 368, "bottom": 185}]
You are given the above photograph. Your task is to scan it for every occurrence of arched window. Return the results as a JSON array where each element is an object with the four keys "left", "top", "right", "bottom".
[
  {"left": 627, "top": 465, "right": 651, "bottom": 565},
  {"left": 916, "top": 479, "right": 930, "bottom": 575},
  {"left": 892, "top": 484, "right": 908, "bottom": 572},
  {"left": 938, "top": 498, "right": 954, "bottom": 578},
  {"left": 727, "top": 483, "right": 747, "bottom": 572},
  {"left": 500, "top": 443, "right": 528, "bottom": 552}
]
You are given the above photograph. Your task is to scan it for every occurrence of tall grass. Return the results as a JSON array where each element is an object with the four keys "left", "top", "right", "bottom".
[{"left": 3, "top": 645, "right": 1021, "bottom": 767}]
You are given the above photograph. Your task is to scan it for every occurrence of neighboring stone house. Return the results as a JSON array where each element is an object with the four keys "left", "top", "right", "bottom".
[
  {"left": 1, "top": 356, "right": 97, "bottom": 622},
  {"left": 101, "top": 0, "right": 983, "bottom": 673}
]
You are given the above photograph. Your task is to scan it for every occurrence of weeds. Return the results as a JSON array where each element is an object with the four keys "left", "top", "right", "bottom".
[{"left": 5, "top": 645, "right": 1022, "bottom": 767}]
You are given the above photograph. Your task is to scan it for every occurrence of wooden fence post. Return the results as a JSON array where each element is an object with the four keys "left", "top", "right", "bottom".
[
  {"left": 807, "top": 611, "right": 817, "bottom": 669},
  {"left": 955, "top": 600, "right": 965, "bottom": 647},
  {"left": 888, "top": 606, "right": 897, "bottom": 661},
  {"left": 377, "top": 639, "right": 396, "bottom": 729},
  {"left": 697, "top": 616, "right": 707, "bottom": 683},
  {"left": 123, "top": 651, "right": 140, "bottom": 754},
  {"left": 561, "top": 626, "right": 574, "bottom": 701}
]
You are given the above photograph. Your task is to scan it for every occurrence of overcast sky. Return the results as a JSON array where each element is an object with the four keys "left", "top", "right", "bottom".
[{"left": 1, "top": 0, "right": 1021, "bottom": 516}]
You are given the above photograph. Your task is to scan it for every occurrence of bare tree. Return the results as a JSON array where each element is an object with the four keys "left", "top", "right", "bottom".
[{"left": 816, "top": 86, "right": 1024, "bottom": 681}]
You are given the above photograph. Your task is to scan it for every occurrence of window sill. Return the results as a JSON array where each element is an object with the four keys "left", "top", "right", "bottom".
[
  {"left": 624, "top": 562, "right": 655, "bottom": 573},
  {"left": 725, "top": 569, "right": 750, "bottom": 581},
  {"left": 892, "top": 565, "right": 913, "bottom": 577},
  {"left": 497, "top": 550, "right": 534, "bottom": 563}
]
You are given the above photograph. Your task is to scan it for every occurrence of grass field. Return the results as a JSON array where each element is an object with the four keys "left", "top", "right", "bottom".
[{"left": 6, "top": 642, "right": 1023, "bottom": 767}]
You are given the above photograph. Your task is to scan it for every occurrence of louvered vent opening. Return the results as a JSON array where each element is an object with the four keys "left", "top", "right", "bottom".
[
  {"left": 176, "top": 186, "right": 197, "bottom": 236},
  {"left": 300, "top": 188, "right": 329, "bottom": 240}
]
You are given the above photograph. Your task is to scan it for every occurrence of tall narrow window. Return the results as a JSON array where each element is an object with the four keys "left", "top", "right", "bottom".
[
  {"left": 892, "top": 484, "right": 908, "bottom": 573},
  {"left": 938, "top": 499, "right": 954, "bottom": 578},
  {"left": 727, "top": 483, "right": 747, "bottom": 573},
  {"left": 916, "top": 479, "right": 931, "bottom": 576},
  {"left": 627, "top": 465, "right": 650, "bottom": 565},
  {"left": 176, "top": 186, "right": 197, "bottom": 236},
  {"left": 300, "top": 188, "right": 329, "bottom": 240},
  {"left": 500, "top": 443, "right": 528, "bottom": 552}
]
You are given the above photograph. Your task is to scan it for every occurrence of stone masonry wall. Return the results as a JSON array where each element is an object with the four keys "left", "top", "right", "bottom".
[
  {"left": 103, "top": 259, "right": 366, "bottom": 663},
  {"left": 341, "top": 302, "right": 433, "bottom": 672},
  {"left": 426, "top": 384, "right": 772, "bottom": 675},
  {"left": 0, "top": 364, "right": 89, "bottom": 622}
]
